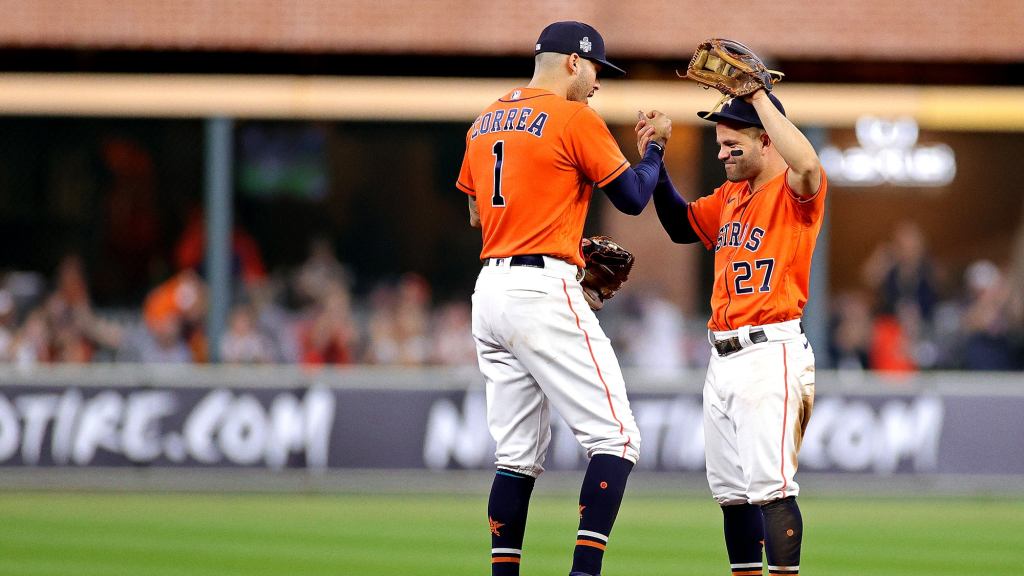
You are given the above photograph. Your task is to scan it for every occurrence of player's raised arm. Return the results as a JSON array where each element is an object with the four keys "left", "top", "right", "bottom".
[
  {"left": 747, "top": 89, "right": 822, "bottom": 197},
  {"left": 596, "top": 110, "right": 671, "bottom": 215},
  {"left": 635, "top": 111, "right": 700, "bottom": 244},
  {"left": 651, "top": 164, "right": 701, "bottom": 244}
]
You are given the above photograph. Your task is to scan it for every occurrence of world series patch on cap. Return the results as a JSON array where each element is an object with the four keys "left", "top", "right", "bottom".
[{"left": 534, "top": 21, "right": 626, "bottom": 76}]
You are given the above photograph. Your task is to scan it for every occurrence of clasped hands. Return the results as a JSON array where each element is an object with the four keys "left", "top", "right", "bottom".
[{"left": 634, "top": 110, "right": 672, "bottom": 156}]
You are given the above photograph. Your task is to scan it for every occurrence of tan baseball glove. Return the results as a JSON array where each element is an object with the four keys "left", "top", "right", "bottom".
[{"left": 680, "top": 38, "right": 784, "bottom": 115}]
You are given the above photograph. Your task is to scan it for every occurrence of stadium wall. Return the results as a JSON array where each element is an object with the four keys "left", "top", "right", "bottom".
[
  {"left": 0, "top": 365, "right": 1021, "bottom": 491},
  {"left": 0, "top": 0, "right": 1020, "bottom": 61}
]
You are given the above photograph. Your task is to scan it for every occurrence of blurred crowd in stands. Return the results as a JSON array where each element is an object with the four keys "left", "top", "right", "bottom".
[
  {"left": 827, "top": 221, "right": 1024, "bottom": 371},
  {"left": 0, "top": 220, "right": 1020, "bottom": 371}
]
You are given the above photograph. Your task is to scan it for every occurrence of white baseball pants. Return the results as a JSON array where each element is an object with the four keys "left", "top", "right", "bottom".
[
  {"left": 703, "top": 319, "right": 815, "bottom": 505},
  {"left": 472, "top": 255, "right": 640, "bottom": 478}
]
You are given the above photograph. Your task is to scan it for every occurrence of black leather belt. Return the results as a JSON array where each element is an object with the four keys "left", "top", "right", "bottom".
[
  {"left": 713, "top": 330, "right": 768, "bottom": 356},
  {"left": 483, "top": 255, "right": 545, "bottom": 268},
  {"left": 712, "top": 321, "right": 803, "bottom": 357}
]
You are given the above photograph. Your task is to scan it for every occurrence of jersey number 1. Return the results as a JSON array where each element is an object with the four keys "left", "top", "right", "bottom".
[{"left": 491, "top": 140, "right": 506, "bottom": 207}]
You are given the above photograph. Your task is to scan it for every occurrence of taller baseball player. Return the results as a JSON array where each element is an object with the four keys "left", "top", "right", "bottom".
[
  {"left": 456, "top": 21, "right": 670, "bottom": 576},
  {"left": 640, "top": 86, "right": 825, "bottom": 574}
]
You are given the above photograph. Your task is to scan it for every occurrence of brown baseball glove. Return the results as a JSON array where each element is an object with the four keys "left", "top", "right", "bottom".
[
  {"left": 680, "top": 39, "right": 784, "bottom": 114},
  {"left": 580, "top": 235, "right": 634, "bottom": 311}
]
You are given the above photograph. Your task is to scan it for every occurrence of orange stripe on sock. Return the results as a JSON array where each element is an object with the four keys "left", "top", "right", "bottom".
[
  {"left": 575, "top": 539, "right": 607, "bottom": 551},
  {"left": 491, "top": 557, "right": 521, "bottom": 564},
  {"left": 733, "top": 571, "right": 763, "bottom": 575}
]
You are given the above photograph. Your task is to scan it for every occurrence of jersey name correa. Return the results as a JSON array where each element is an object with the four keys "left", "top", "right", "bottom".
[
  {"left": 687, "top": 169, "right": 828, "bottom": 330},
  {"left": 456, "top": 88, "right": 629, "bottom": 268}
]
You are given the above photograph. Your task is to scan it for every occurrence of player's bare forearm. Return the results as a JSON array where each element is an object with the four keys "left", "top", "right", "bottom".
[
  {"left": 468, "top": 195, "right": 481, "bottom": 228},
  {"left": 748, "top": 90, "right": 821, "bottom": 196}
]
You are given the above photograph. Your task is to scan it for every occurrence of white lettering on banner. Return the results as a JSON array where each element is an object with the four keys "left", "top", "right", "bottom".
[
  {"left": 644, "top": 397, "right": 705, "bottom": 470},
  {"left": 16, "top": 394, "right": 59, "bottom": 465},
  {"left": 423, "top": 392, "right": 944, "bottom": 474},
  {"left": 219, "top": 395, "right": 268, "bottom": 465},
  {"left": 801, "top": 396, "right": 944, "bottom": 473},
  {"left": 122, "top": 392, "right": 177, "bottom": 462},
  {"left": 267, "top": 394, "right": 302, "bottom": 469},
  {"left": 423, "top": 390, "right": 492, "bottom": 469},
  {"left": 0, "top": 395, "right": 19, "bottom": 461},
  {"left": 73, "top": 391, "right": 123, "bottom": 464},
  {"left": 52, "top": 389, "right": 83, "bottom": 464},
  {"left": 184, "top": 389, "right": 231, "bottom": 463},
  {"left": 0, "top": 387, "right": 335, "bottom": 469}
]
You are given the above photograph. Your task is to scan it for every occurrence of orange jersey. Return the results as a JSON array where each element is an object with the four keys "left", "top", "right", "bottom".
[
  {"left": 687, "top": 169, "right": 828, "bottom": 330},
  {"left": 456, "top": 87, "right": 628, "bottom": 268}
]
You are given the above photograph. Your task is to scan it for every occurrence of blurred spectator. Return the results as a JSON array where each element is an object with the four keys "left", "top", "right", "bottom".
[
  {"left": 868, "top": 303, "right": 919, "bottom": 372},
  {"left": 365, "top": 274, "right": 431, "bottom": 365},
  {"left": 220, "top": 303, "right": 277, "bottom": 364},
  {"left": 293, "top": 236, "right": 350, "bottom": 305},
  {"left": 11, "top": 308, "right": 52, "bottom": 367},
  {"left": 863, "top": 221, "right": 940, "bottom": 322},
  {"left": 828, "top": 291, "right": 873, "bottom": 370},
  {"left": 120, "top": 269, "right": 206, "bottom": 363},
  {"left": 43, "top": 254, "right": 123, "bottom": 362},
  {"left": 862, "top": 222, "right": 945, "bottom": 371},
  {"left": 248, "top": 275, "right": 301, "bottom": 363},
  {"left": 960, "top": 260, "right": 1017, "bottom": 370},
  {"left": 431, "top": 301, "right": 476, "bottom": 366},
  {"left": 298, "top": 281, "right": 360, "bottom": 365},
  {"left": 175, "top": 206, "right": 267, "bottom": 287},
  {"left": 0, "top": 289, "right": 17, "bottom": 362}
]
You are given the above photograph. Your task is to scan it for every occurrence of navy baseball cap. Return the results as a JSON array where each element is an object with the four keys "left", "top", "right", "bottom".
[
  {"left": 698, "top": 93, "right": 786, "bottom": 128},
  {"left": 535, "top": 21, "right": 626, "bottom": 77}
]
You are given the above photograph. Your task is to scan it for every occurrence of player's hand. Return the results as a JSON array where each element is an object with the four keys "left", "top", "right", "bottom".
[
  {"left": 635, "top": 110, "right": 671, "bottom": 155},
  {"left": 741, "top": 87, "right": 768, "bottom": 104},
  {"left": 634, "top": 110, "right": 653, "bottom": 155}
]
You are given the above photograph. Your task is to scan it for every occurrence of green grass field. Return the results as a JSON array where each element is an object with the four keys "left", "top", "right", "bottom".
[{"left": 1, "top": 491, "right": 1022, "bottom": 575}]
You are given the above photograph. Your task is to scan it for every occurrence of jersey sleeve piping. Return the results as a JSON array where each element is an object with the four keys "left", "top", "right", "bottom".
[
  {"left": 784, "top": 167, "right": 825, "bottom": 204},
  {"left": 688, "top": 204, "right": 714, "bottom": 250},
  {"left": 595, "top": 160, "right": 629, "bottom": 187},
  {"left": 456, "top": 180, "right": 476, "bottom": 195}
]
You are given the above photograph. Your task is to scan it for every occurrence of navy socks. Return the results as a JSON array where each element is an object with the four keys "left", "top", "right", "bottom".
[
  {"left": 488, "top": 469, "right": 536, "bottom": 574},
  {"left": 571, "top": 454, "right": 634, "bottom": 576}
]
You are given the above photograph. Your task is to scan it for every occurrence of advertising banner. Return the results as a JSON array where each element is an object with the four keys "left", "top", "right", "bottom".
[{"left": 1, "top": 379, "right": 1022, "bottom": 475}]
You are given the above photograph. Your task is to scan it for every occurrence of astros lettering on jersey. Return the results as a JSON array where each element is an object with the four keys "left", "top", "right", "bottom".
[
  {"left": 687, "top": 169, "right": 828, "bottom": 330},
  {"left": 456, "top": 87, "right": 629, "bottom": 268}
]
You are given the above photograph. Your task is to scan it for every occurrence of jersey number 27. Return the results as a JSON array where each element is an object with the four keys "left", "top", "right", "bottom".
[{"left": 733, "top": 258, "right": 775, "bottom": 294}]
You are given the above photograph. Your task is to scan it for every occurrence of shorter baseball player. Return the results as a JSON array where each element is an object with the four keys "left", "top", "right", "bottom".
[{"left": 639, "top": 59, "right": 825, "bottom": 575}]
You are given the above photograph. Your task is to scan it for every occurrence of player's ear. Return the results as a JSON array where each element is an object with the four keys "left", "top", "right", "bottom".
[{"left": 567, "top": 53, "right": 580, "bottom": 75}]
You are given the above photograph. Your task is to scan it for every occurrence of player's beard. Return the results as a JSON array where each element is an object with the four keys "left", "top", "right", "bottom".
[
  {"left": 724, "top": 154, "right": 758, "bottom": 182},
  {"left": 567, "top": 74, "right": 592, "bottom": 103}
]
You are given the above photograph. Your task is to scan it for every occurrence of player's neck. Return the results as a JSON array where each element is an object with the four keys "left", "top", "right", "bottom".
[
  {"left": 748, "top": 157, "right": 788, "bottom": 191},
  {"left": 526, "top": 73, "right": 569, "bottom": 99}
]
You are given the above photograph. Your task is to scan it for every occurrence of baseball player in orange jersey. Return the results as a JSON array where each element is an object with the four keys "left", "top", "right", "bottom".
[
  {"left": 456, "top": 21, "right": 671, "bottom": 576},
  {"left": 639, "top": 88, "right": 825, "bottom": 576}
]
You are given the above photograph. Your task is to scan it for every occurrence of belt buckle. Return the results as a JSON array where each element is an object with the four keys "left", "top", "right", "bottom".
[{"left": 714, "top": 336, "right": 740, "bottom": 357}]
